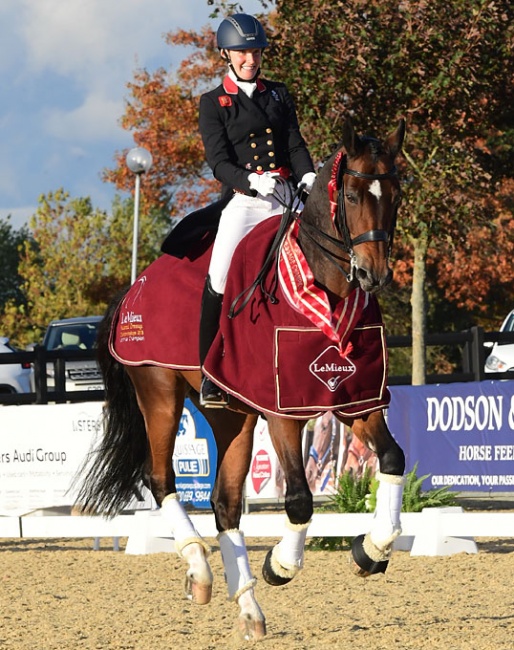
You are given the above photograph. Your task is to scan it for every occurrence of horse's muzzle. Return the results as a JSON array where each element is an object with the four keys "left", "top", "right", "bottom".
[{"left": 356, "top": 266, "right": 392, "bottom": 293}]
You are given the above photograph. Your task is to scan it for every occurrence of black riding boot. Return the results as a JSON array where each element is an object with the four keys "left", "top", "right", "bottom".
[{"left": 199, "top": 276, "right": 229, "bottom": 408}]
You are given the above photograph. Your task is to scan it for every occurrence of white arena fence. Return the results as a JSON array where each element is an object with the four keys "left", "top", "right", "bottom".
[{"left": 0, "top": 402, "right": 513, "bottom": 557}]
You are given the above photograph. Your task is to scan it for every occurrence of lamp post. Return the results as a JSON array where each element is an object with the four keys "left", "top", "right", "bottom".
[{"left": 126, "top": 147, "right": 153, "bottom": 284}]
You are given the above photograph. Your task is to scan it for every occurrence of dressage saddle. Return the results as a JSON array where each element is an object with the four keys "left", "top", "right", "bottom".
[{"left": 161, "top": 195, "right": 232, "bottom": 258}]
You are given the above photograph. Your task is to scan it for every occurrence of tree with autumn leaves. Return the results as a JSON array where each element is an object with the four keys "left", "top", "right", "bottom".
[
  {"left": 2, "top": 0, "right": 512, "bottom": 383},
  {"left": 104, "top": 0, "right": 513, "bottom": 382}
]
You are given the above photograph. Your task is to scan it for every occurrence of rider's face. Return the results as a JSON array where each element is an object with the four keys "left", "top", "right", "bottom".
[{"left": 228, "top": 49, "right": 262, "bottom": 80}]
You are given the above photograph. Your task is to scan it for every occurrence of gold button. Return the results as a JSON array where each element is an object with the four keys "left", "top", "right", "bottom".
[
  {"left": 268, "top": 151, "right": 275, "bottom": 157},
  {"left": 269, "top": 163, "right": 276, "bottom": 169},
  {"left": 250, "top": 133, "right": 255, "bottom": 138},
  {"left": 254, "top": 155, "right": 259, "bottom": 160},
  {"left": 256, "top": 165, "right": 263, "bottom": 171},
  {"left": 266, "top": 128, "right": 272, "bottom": 133},
  {"left": 267, "top": 140, "right": 272, "bottom": 145},
  {"left": 251, "top": 142, "right": 257, "bottom": 148}
]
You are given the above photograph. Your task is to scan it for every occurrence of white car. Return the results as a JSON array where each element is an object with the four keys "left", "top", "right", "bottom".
[
  {"left": 31, "top": 316, "right": 104, "bottom": 392},
  {"left": 0, "top": 337, "right": 32, "bottom": 394},
  {"left": 484, "top": 309, "right": 514, "bottom": 373}
]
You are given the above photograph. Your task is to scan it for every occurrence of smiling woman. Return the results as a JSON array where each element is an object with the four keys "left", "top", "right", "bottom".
[{"left": 197, "top": 12, "right": 316, "bottom": 407}]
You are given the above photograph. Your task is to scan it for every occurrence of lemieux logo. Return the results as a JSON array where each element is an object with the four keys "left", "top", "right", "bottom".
[{"left": 309, "top": 346, "right": 356, "bottom": 392}]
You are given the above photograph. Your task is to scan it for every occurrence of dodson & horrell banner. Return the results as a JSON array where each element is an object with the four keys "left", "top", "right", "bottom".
[{"left": 388, "top": 381, "right": 514, "bottom": 492}]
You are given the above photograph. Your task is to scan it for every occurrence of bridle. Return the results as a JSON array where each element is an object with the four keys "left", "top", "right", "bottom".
[
  {"left": 299, "top": 146, "right": 400, "bottom": 282},
  {"left": 228, "top": 146, "right": 400, "bottom": 317}
]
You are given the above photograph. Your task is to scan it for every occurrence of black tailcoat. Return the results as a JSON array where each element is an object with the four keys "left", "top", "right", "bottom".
[{"left": 199, "top": 75, "right": 314, "bottom": 198}]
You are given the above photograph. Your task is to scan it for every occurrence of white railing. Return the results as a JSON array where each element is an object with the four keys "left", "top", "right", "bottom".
[{"left": 1, "top": 507, "right": 513, "bottom": 557}]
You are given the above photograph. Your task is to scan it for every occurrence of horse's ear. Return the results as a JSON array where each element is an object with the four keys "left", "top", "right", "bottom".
[
  {"left": 342, "top": 117, "right": 362, "bottom": 157},
  {"left": 386, "top": 118, "right": 406, "bottom": 158}
]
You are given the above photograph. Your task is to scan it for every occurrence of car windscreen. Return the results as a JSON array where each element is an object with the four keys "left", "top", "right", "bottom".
[{"left": 45, "top": 324, "right": 99, "bottom": 350}]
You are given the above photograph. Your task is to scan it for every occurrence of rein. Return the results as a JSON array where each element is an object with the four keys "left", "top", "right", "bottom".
[{"left": 228, "top": 178, "right": 303, "bottom": 319}]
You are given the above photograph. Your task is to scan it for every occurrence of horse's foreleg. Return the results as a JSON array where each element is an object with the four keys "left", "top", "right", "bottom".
[
  {"left": 263, "top": 418, "right": 313, "bottom": 586},
  {"left": 218, "top": 529, "right": 265, "bottom": 640},
  {"left": 208, "top": 412, "right": 266, "bottom": 639},
  {"left": 347, "top": 411, "right": 405, "bottom": 576}
]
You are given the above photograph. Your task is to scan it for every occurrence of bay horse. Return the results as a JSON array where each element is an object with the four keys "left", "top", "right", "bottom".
[{"left": 76, "top": 118, "right": 406, "bottom": 640}]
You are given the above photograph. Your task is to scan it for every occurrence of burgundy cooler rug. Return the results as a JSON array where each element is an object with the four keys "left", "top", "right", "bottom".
[{"left": 110, "top": 215, "right": 390, "bottom": 419}]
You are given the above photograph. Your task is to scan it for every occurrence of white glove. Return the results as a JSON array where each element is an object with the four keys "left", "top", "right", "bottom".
[
  {"left": 298, "top": 172, "right": 317, "bottom": 193},
  {"left": 248, "top": 172, "right": 277, "bottom": 197}
]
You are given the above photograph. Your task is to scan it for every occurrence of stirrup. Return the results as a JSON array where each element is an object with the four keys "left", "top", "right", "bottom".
[{"left": 200, "top": 376, "right": 229, "bottom": 408}]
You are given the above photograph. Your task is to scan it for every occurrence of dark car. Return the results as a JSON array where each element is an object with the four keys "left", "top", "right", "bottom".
[{"left": 30, "top": 316, "right": 104, "bottom": 392}]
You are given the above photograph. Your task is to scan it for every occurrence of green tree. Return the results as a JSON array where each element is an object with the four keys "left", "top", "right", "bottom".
[
  {"left": 0, "top": 190, "right": 167, "bottom": 347},
  {"left": 0, "top": 217, "right": 32, "bottom": 316}
]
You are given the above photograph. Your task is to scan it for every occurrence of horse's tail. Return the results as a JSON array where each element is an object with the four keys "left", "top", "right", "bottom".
[{"left": 74, "top": 289, "right": 148, "bottom": 517}]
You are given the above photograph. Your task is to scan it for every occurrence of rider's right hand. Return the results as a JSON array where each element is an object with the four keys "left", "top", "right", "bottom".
[{"left": 248, "top": 172, "right": 277, "bottom": 197}]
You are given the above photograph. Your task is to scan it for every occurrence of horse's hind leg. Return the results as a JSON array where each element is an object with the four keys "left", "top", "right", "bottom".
[
  {"left": 262, "top": 418, "right": 313, "bottom": 587},
  {"left": 127, "top": 367, "right": 213, "bottom": 605},
  {"left": 205, "top": 410, "right": 266, "bottom": 640},
  {"left": 345, "top": 410, "right": 405, "bottom": 577}
]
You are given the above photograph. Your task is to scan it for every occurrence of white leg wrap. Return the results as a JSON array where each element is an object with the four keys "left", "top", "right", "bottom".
[
  {"left": 161, "top": 493, "right": 210, "bottom": 556},
  {"left": 218, "top": 529, "right": 257, "bottom": 602},
  {"left": 369, "top": 472, "right": 404, "bottom": 552},
  {"left": 272, "top": 519, "right": 311, "bottom": 577}
]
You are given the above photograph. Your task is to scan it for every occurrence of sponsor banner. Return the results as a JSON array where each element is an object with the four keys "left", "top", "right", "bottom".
[
  {"left": 0, "top": 403, "right": 103, "bottom": 516},
  {"left": 388, "top": 381, "right": 514, "bottom": 492},
  {"left": 0, "top": 399, "right": 217, "bottom": 515},
  {"left": 173, "top": 399, "right": 217, "bottom": 509},
  {"left": 245, "top": 413, "right": 378, "bottom": 501}
]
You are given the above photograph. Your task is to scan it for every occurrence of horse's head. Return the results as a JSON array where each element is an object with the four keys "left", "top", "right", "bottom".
[{"left": 303, "top": 118, "right": 405, "bottom": 295}]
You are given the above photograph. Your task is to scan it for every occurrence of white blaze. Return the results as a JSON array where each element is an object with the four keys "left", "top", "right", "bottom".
[{"left": 369, "top": 179, "right": 382, "bottom": 199}]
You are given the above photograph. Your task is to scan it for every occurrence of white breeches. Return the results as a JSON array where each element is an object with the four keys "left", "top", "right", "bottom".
[{"left": 208, "top": 182, "right": 296, "bottom": 295}]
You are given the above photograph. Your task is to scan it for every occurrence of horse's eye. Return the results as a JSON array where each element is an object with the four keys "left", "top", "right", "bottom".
[{"left": 345, "top": 192, "right": 358, "bottom": 204}]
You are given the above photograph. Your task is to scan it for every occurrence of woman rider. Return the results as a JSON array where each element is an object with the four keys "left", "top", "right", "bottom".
[{"left": 198, "top": 13, "right": 316, "bottom": 407}]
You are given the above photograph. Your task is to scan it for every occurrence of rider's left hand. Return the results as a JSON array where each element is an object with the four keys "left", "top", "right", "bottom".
[{"left": 298, "top": 172, "right": 317, "bottom": 193}]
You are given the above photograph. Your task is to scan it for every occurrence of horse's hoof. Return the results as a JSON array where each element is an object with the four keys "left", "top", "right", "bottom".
[
  {"left": 350, "top": 534, "right": 389, "bottom": 577},
  {"left": 184, "top": 575, "right": 212, "bottom": 605},
  {"left": 238, "top": 613, "right": 267, "bottom": 640},
  {"left": 261, "top": 549, "right": 293, "bottom": 586}
]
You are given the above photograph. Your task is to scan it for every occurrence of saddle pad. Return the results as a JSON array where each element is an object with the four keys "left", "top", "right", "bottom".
[
  {"left": 203, "top": 216, "right": 391, "bottom": 419},
  {"left": 109, "top": 234, "right": 213, "bottom": 369},
  {"left": 110, "top": 214, "right": 390, "bottom": 419}
]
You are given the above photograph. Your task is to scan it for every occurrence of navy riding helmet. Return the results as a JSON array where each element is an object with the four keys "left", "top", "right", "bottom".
[{"left": 216, "top": 13, "right": 268, "bottom": 51}]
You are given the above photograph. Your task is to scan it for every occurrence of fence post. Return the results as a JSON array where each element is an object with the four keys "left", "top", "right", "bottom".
[
  {"left": 54, "top": 356, "right": 67, "bottom": 404},
  {"left": 470, "top": 326, "right": 485, "bottom": 381},
  {"left": 34, "top": 345, "right": 48, "bottom": 405}
]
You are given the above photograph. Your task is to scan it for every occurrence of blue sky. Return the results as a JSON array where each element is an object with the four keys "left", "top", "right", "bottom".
[{"left": 0, "top": 0, "right": 263, "bottom": 231}]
